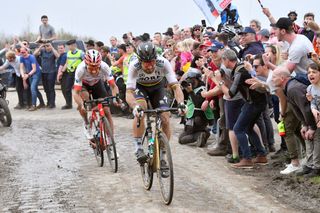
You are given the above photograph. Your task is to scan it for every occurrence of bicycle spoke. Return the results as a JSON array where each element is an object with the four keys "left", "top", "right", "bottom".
[
  {"left": 157, "top": 133, "right": 174, "bottom": 205},
  {"left": 102, "top": 118, "right": 118, "bottom": 173}
]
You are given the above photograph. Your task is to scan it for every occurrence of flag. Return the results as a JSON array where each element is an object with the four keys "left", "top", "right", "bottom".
[{"left": 193, "top": 0, "right": 232, "bottom": 25}]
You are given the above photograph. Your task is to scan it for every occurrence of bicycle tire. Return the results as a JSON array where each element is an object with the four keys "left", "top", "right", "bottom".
[
  {"left": 140, "top": 134, "right": 153, "bottom": 190},
  {"left": 91, "top": 118, "right": 104, "bottom": 167},
  {"left": 0, "top": 98, "right": 12, "bottom": 127},
  {"left": 102, "top": 117, "right": 118, "bottom": 173},
  {"left": 157, "top": 133, "right": 174, "bottom": 205}
]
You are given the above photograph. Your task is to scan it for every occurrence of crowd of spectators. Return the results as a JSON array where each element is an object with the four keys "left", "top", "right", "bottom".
[{"left": 1, "top": 6, "right": 320, "bottom": 177}]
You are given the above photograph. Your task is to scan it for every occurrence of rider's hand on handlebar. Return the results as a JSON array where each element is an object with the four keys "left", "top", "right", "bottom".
[
  {"left": 177, "top": 102, "right": 187, "bottom": 116},
  {"left": 112, "top": 97, "right": 122, "bottom": 107},
  {"left": 133, "top": 105, "right": 144, "bottom": 118}
]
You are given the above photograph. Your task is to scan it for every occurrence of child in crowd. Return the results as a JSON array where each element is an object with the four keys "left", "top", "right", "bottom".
[{"left": 305, "top": 62, "right": 320, "bottom": 177}]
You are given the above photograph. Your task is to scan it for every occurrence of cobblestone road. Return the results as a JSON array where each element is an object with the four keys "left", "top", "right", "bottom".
[{"left": 0, "top": 91, "right": 301, "bottom": 213}]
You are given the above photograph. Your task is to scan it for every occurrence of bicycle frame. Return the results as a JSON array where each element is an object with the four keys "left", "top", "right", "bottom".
[
  {"left": 141, "top": 108, "right": 177, "bottom": 172},
  {"left": 85, "top": 96, "right": 116, "bottom": 146},
  {"left": 90, "top": 103, "right": 107, "bottom": 146}
]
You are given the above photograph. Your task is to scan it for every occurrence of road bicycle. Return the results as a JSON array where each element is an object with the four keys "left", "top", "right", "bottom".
[
  {"left": 137, "top": 106, "right": 178, "bottom": 205},
  {"left": 84, "top": 96, "right": 118, "bottom": 172}
]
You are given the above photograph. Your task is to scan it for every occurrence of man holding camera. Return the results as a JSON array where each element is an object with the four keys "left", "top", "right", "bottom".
[{"left": 179, "top": 68, "right": 213, "bottom": 147}]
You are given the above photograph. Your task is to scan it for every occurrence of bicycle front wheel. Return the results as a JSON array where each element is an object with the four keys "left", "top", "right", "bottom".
[
  {"left": 101, "top": 117, "right": 118, "bottom": 173},
  {"left": 140, "top": 134, "right": 153, "bottom": 190},
  {"left": 157, "top": 133, "right": 174, "bottom": 205},
  {"left": 90, "top": 118, "right": 104, "bottom": 167}
]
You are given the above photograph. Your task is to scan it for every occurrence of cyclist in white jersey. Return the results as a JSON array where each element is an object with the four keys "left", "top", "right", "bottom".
[
  {"left": 73, "top": 49, "right": 119, "bottom": 140},
  {"left": 126, "top": 41, "right": 186, "bottom": 163}
]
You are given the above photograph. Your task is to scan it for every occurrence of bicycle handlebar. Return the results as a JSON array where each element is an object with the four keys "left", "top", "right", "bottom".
[
  {"left": 136, "top": 107, "right": 179, "bottom": 128},
  {"left": 143, "top": 108, "right": 178, "bottom": 114},
  {"left": 84, "top": 96, "right": 118, "bottom": 105}
]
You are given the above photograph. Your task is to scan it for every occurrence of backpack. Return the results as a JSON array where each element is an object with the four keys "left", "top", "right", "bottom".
[
  {"left": 284, "top": 72, "right": 310, "bottom": 96},
  {"left": 292, "top": 72, "right": 310, "bottom": 86}
]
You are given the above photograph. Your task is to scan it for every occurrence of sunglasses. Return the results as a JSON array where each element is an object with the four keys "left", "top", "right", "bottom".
[
  {"left": 253, "top": 65, "right": 261, "bottom": 69},
  {"left": 194, "top": 28, "right": 201, "bottom": 31},
  {"left": 20, "top": 51, "right": 27, "bottom": 54},
  {"left": 166, "top": 44, "right": 172, "bottom": 48},
  {"left": 142, "top": 60, "right": 156, "bottom": 66}
]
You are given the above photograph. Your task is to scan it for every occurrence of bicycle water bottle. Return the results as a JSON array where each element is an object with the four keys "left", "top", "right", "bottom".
[
  {"left": 277, "top": 120, "right": 286, "bottom": 137},
  {"left": 148, "top": 137, "right": 154, "bottom": 157},
  {"left": 96, "top": 129, "right": 101, "bottom": 139}
]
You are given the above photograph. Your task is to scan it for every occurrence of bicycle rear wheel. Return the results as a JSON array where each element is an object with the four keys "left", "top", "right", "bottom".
[
  {"left": 0, "top": 98, "right": 12, "bottom": 127},
  {"left": 140, "top": 134, "right": 153, "bottom": 190},
  {"left": 91, "top": 118, "right": 104, "bottom": 167},
  {"left": 157, "top": 133, "right": 174, "bottom": 205},
  {"left": 101, "top": 117, "right": 118, "bottom": 173}
]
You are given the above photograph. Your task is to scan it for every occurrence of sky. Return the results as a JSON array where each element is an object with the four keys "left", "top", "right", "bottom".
[{"left": 0, "top": 0, "right": 319, "bottom": 45}]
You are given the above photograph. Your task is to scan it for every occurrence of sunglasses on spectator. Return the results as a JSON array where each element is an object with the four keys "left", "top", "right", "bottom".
[
  {"left": 22, "top": 43, "right": 28, "bottom": 46},
  {"left": 253, "top": 65, "right": 261, "bottom": 69},
  {"left": 166, "top": 44, "right": 173, "bottom": 48},
  {"left": 194, "top": 28, "right": 201, "bottom": 31},
  {"left": 20, "top": 51, "right": 27, "bottom": 54}
]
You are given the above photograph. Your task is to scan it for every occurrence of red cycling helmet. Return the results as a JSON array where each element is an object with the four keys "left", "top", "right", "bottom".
[{"left": 84, "top": 49, "right": 102, "bottom": 66}]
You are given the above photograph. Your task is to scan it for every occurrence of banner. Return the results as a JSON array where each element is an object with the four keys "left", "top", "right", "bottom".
[{"left": 193, "top": 0, "right": 232, "bottom": 25}]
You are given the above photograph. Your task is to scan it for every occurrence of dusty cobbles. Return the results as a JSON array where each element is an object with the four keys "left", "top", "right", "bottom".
[{"left": 0, "top": 91, "right": 301, "bottom": 213}]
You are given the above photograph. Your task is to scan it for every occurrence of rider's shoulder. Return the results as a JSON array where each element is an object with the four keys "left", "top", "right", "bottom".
[
  {"left": 131, "top": 58, "right": 141, "bottom": 69},
  {"left": 100, "top": 61, "right": 109, "bottom": 69},
  {"left": 155, "top": 56, "right": 166, "bottom": 67}
]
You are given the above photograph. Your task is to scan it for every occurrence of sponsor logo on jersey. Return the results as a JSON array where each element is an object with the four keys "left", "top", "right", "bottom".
[{"left": 138, "top": 75, "right": 162, "bottom": 82}]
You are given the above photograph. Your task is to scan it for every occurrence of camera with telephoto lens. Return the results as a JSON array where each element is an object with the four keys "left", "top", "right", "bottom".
[{"left": 181, "top": 80, "right": 190, "bottom": 88}]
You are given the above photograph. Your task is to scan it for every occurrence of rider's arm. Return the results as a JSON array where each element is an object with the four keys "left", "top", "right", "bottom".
[
  {"left": 171, "top": 84, "right": 184, "bottom": 104},
  {"left": 126, "top": 89, "right": 137, "bottom": 109},
  {"left": 102, "top": 62, "right": 119, "bottom": 97},
  {"left": 125, "top": 62, "right": 138, "bottom": 108},
  {"left": 73, "top": 89, "right": 83, "bottom": 108},
  {"left": 163, "top": 58, "right": 184, "bottom": 104},
  {"left": 108, "top": 79, "right": 119, "bottom": 97},
  {"left": 73, "top": 66, "right": 84, "bottom": 107}
]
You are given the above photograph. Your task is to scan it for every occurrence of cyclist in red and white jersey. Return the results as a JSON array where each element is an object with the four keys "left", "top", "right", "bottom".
[
  {"left": 126, "top": 41, "right": 186, "bottom": 163},
  {"left": 73, "top": 49, "right": 119, "bottom": 140}
]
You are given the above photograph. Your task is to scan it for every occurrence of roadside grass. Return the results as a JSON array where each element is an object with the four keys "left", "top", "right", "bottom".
[{"left": 310, "top": 176, "right": 320, "bottom": 184}]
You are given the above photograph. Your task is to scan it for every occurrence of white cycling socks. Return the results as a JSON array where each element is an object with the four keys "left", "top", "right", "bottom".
[{"left": 133, "top": 137, "right": 143, "bottom": 152}]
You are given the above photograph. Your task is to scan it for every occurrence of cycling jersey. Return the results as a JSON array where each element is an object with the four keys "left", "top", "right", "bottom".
[
  {"left": 126, "top": 56, "right": 178, "bottom": 90},
  {"left": 73, "top": 61, "right": 114, "bottom": 91}
]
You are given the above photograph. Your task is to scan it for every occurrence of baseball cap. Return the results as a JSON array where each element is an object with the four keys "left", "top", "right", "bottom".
[
  {"left": 85, "top": 39, "right": 95, "bottom": 46},
  {"left": 122, "top": 33, "right": 128, "bottom": 39},
  {"left": 258, "top": 29, "right": 270, "bottom": 38},
  {"left": 270, "top": 17, "right": 293, "bottom": 30},
  {"left": 208, "top": 41, "right": 224, "bottom": 52},
  {"left": 163, "top": 27, "right": 174, "bottom": 37},
  {"left": 66, "top": 39, "right": 76, "bottom": 45},
  {"left": 203, "top": 32, "right": 213, "bottom": 37},
  {"left": 199, "top": 41, "right": 212, "bottom": 49},
  {"left": 238, "top": 27, "right": 256, "bottom": 35}
]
